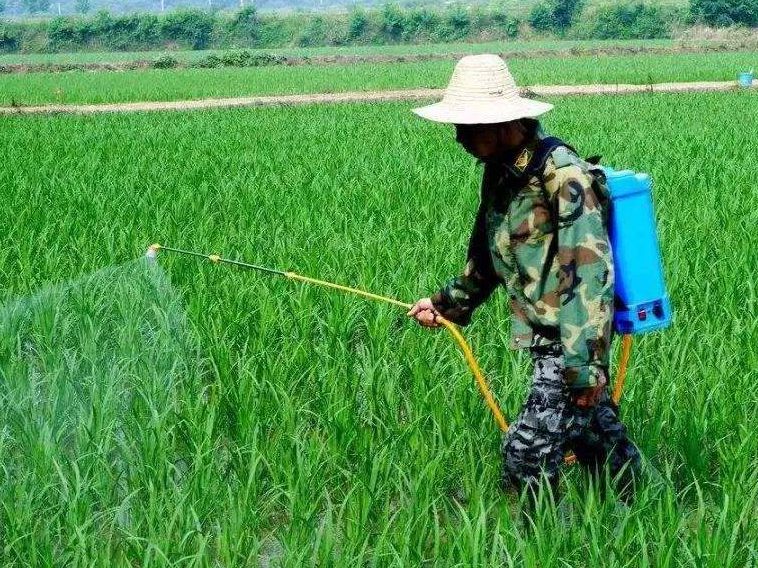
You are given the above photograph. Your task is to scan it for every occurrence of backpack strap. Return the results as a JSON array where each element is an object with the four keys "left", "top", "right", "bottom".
[
  {"left": 525, "top": 136, "right": 576, "bottom": 177},
  {"left": 528, "top": 136, "right": 578, "bottom": 208},
  {"left": 534, "top": 138, "right": 612, "bottom": 229}
]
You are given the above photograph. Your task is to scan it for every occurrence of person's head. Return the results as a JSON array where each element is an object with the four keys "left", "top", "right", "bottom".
[
  {"left": 411, "top": 54, "right": 553, "bottom": 151},
  {"left": 454, "top": 119, "right": 538, "bottom": 161}
]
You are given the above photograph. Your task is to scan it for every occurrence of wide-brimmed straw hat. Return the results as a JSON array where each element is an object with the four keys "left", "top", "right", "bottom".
[{"left": 412, "top": 54, "right": 553, "bottom": 124}]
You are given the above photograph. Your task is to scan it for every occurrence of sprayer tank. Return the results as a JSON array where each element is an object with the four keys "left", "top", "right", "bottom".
[{"left": 603, "top": 167, "right": 672, "bottom": 334}]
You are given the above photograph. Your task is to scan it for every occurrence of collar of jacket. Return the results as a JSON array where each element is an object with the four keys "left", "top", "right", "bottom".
[{"left": 480, "top": 127, "right": 546, "bottom": 177}]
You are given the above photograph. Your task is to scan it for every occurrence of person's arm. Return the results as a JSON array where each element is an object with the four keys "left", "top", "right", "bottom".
[
  {"left": 428, "top": 201, "right": 499, "bottom": 326},
  {"left": 555, "top": 166, "right": 614, "bottom": 391}
]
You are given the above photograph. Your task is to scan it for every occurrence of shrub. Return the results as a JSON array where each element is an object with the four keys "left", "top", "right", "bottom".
[
  {"left": 191, "top": 50, "right": 285, "bottom": 68},
  {"left": 590, "top": 2, "right": 671, "bottom": 39},
  {"left": 227, "top": 5, "right": 259, "bottom": 44},
  {"left": 552, "top": 0, "right": 584, "bottom": 30},
  {"left": 347, "top": 7, "right": 369, "bottom": 41},
  {"left": 194, "top": 53, "right": 222, "bottom": 68},
  {"left": 402, "top": 7, "right": 439, "bottom": 41},
  {"left": 47, "top": 17, "right": 92, "bottom": 50},
  {"left": 528, "top": 2, "right": 555, "bottom": 32},
  {"left": 220, "top": 48, "right": 251, "bottom": 66},
  {"left": 256, "top": 16, "right": 290, "bottom": 48},
  {"left": 504, "top": 16, "right": 520, "bottom": 38},
  {"left": 529, "top": 0, "right": 584, "bottom": 34},
  {"left": 491, "top": 8, "right": 520, "bottom": 39},
  {"left": 297, "top": 15, "right": 326, "bottom": 47},
  {"left": 83, "top": 11, "right": 161, "bottom": 51},
  {"left": 380, "top": 4, "right": 405, "bottom": 42},
  {"left": 0, "top": 23, "right": 20, "bottom": 52},
  {"left": 445, "top": 4, "right": 471, "bottom": 40},
  {"left": 690, "top": 0, "right": 758, "bottom": 26},
  {"left": 152, "top": 54, "right": 178, "bottom": 68},
  {"left": 130, "top": 13, "right": 161, "bottom": 46},
  {"left": 160, "top": 9, "right": 215, "bottom": 50}
]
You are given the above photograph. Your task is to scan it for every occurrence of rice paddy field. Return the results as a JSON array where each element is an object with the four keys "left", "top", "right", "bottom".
[
  {"left": 0, "top": 50, "right": 756, "bottom": 106},
  {"left": 1, "top": 87, "right": 757, "bottom": 565}
]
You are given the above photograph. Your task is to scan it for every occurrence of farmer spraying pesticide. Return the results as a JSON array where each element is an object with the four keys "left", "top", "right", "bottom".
[
  {"left": 407, "top": 55, "right": 643, "bottom": 504},
  {"left": 148, "top": 57, "right": 670, "bottom": 510}
]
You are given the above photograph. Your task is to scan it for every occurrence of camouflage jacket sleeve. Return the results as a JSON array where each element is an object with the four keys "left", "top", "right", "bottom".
[
  {"left": 554, "top": 164, "right": 614, "bottom": 389},
  {"left": 431, "top": 201, "right": 499, "bottom": 326}
]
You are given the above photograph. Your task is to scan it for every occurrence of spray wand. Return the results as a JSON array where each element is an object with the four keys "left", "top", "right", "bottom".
[
  {"left": 147, "top": 244, "right": 509, "bottom": 432},
  {"left": 147, "top": 243, "right": 632, "bottom": 460}
]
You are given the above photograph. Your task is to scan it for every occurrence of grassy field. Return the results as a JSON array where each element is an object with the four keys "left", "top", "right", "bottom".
[
  {"left": 0, "top": 39, "right": 692, "bottom": 66},
  {"left": 1, "top": 50, "right": 756, "bottom": 106},
  {"left": 1, "top": 90, "right": 756, "bottom": 565}
]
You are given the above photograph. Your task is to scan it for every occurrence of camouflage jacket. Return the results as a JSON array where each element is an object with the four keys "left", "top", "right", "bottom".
[{"left": 431, "top": 134, "right": 614, "bottom": 389}]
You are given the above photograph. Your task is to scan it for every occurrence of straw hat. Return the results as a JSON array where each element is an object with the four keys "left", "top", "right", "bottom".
[{"left": 412, "top": 54, "right": 553, "bottom": 124}]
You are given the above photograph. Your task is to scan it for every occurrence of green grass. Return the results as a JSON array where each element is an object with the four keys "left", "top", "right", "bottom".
[
  {"left": 1, "top": 50, "right": 756, "bottom": 105},
  {"left": 1, "top": 91, "right": 756, "bottom": 565},
  {"left": 0, "top": 38, "right": 690, "bottom": 66}
]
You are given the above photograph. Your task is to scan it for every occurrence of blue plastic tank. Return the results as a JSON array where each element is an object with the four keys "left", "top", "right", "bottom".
[
  {"left": 602, "top": 167, "right": 672, "bottom": 334},
  {"left": 738, "top": 71, "right": 754, "bottom": 88}
]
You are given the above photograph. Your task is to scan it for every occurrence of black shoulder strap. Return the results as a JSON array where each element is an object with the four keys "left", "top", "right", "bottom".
[
  {"left": 529, "top": 136, "right": 573, "bottom": 214},
  {"left": 526, "top": 136, "right": 577, "bottom": 177}
]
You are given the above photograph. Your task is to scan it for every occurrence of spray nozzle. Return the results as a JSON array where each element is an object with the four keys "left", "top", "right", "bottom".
[{"left": 146, "top": 243, "right": 161, "bottom": 261}]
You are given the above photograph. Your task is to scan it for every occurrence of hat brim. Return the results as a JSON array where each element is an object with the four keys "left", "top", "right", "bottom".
[{"left": 412, "top": 97, "right": 553, "bottom": 124}]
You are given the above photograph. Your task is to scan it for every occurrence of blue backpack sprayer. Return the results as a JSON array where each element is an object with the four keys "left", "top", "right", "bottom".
[
  {"left": 532, "top": 136, "right": 673, "bottom": 335},
  {"left": 146, "top": 143, "right": 671, "bottom": 460},
  {"left": 603, "top": 167, "right": 672, "bottom": 334}
]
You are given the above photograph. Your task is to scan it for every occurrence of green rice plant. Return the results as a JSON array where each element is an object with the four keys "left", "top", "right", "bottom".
[
  {"left": 0, "top": 50, "right": 756, "bottom": 106},
  {"left": 0, "top": 91, "right": 756, "bottom": 566}
]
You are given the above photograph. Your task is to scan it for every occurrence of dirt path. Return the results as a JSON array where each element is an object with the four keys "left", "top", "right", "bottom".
[{"left": 1, "top": 80, "right": 754, "bottom": 116}]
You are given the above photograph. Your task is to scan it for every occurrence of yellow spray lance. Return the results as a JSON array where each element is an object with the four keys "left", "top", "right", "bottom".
[{"left": 146, "top": 243, "right": 632, "bottom": 462}]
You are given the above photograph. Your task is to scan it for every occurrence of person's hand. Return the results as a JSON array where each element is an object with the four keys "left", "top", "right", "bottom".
[
  {"left": 407, "top": 297, "right": 441, "bottom": 328},
  {"left": 571, "top": 370, "right": 608, "bottom": 408}
]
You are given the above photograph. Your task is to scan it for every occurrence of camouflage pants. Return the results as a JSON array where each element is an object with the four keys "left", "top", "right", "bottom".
[{"left": 501, "top": 344, "right": 641, "bottom": 498}]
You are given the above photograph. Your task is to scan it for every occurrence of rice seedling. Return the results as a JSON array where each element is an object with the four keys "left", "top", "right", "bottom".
[
  {"left": 0, "top": 91, "right": 756, "bottom": 566},
  {"left": 0, "top": 51, "right": 755, "bottom": 106}
]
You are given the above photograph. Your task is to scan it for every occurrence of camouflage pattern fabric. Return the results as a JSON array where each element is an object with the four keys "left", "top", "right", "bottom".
[
  {"left": 431, "top": 130, "right": 614, "bottom": 389},
  {"left": 501, "top": 345, "right": 641, "bottom": 498}
]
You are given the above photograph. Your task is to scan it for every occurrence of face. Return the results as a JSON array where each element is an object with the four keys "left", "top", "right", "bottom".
[{"left": 455, "top": 121, "right": 526, "bottom": 160}]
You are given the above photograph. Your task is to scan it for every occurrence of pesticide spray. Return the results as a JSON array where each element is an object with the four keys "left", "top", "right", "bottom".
[{"left": 0, "top": 257, "right": 202, "bottom": 489}]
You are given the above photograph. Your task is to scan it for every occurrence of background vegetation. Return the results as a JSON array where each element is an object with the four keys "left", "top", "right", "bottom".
[
  {"left": 1, "top": 0, "right": 756, "bottom": 54},
  {"left": 0, "top": 0, "right": 657, "bottom": 17}
]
